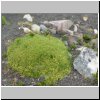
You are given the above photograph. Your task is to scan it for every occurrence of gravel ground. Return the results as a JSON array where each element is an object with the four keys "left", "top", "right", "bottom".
[{"left": 1, "top": 13, "right": 98, "bottom": 86}]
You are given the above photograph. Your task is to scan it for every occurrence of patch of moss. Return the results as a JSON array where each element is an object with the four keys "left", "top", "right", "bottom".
[
  {"left": 83, "top": 34, "right": 92, "bottom": 43},
  {"left": 93, "top": 71, "right": 98, "bottom": 83},
  {"left": 7, "top": 34, "right": 72, "bottom": 85},
  {"left": 2, "top": 16, "right": 7, "bottom": 25}
]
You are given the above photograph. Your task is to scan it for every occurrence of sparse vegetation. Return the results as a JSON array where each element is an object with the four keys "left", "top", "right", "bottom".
[
  {"left": 77, "top": 38, "right": 83, "bottom": 45},
  {"left": 83, "top": 34, "right": 92, "bottom": 43},
  {"left": 70, "top": 43, "right": 77, "bottom": 50}
]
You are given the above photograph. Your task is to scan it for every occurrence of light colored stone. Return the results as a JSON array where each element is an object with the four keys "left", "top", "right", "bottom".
[
  {"left": 31, "top": 24, "right": 40, "bottom": 33},
  {"left": 83, "top": 16, "right": 88, "bottom": 21},
  {"left": 40, "top": 24, "right": 48, "bottom": 32},
  {"left": 74, "top": 25, "right": 78, "bottom": 32},
  {"left": 19, "top": 26, "right": 32, "bottom": 33},
  {"left": 74, "top": 47, "right": 98, "bottom": 78},
  {"left": 65, "top": 29, "right": 74, "bottom": 35},
  {"left": 23, "top": 14, "right": 33, "bottom": 22},
  {"left": 94, "top": 29, "right": 98, "bottom": 34},
  {"left": 49, "top": 28, "right": 56, "bottom": 34}
]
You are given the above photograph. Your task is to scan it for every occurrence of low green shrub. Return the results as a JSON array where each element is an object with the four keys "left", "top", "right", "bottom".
[
  {"left": 83, "top": 34, "right": 92, "bottom": 43},
  {"left": 2, "top": 16, "right": 7, "bottom": 25},
  {"left": 7, "top": 34, "right": 72, "bottom": 85},
  {"left": 70, "top": 43, "right": 77, "bottom": 50}
]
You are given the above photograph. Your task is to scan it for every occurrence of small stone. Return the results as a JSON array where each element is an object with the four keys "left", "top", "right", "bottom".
[
  {"left": 66, "top": 29, "right": 74, "bottom": 35},
  {"left": 23, "top": 14, "right": 33, "bottom": 22},
  {"left": 83, "top": 16, "right": 88, "bottom": 21},
  {"left": 31, "top": 24, "right": 40, "bottom": 33},
  {"left": 19, "top": 26, "right": 32, "bottom": 33},
  {"left": 74, "top": 25, "right": 78, "bottom": 32},
  {"left": 94, "top": 29, "right": 98, "bottom": 34},
  {"left": 2, "top": 61, "right": 7, "bottom": 64}
]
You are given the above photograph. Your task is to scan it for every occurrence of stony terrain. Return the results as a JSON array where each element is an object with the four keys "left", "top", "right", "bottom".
[{"left": 1, "top": 13, "right": 98, "bottom": 86}]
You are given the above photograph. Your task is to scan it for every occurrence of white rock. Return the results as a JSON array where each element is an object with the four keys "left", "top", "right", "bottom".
[
  {"left": 76, "top": 46, "right": 86, "bottom": 51},
  {"left": 31, "top": 24, "right": 40, "bottom": 33},
  {"left": 83, "top": 16, "right": 88, "bottom": 21},
  {"left": 73, "top": 47, "right": 98, "bottom": 78},
  {"left": 23, "top": 14, "right": 33, "bottom": 22},
  {"left": 65, "top": 29, "right": 74, "bottom": 35},
  {"left": 74, "top": 25, "right": 78, "bottom": 32},
  {"left": 94, "top": 29, "right": 98, "bottom": 34},
  {"left": 19, "top": 26, "right": 32, "bottom": 33}
]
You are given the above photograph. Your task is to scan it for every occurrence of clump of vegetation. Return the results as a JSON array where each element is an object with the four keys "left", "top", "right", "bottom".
[
  {"left": 83, "top": 34, "right": 92, "bottom": 43},
  {"left": 92, "top": 34, "right": 98, "bottom": 39},
  {"left": 70, "top": 43, "right": 77, "bottom": 50},
  {"left": 93, "top": 71, "right": 98, "bottom": 84},
  {"left": 7, "top": 34, "right": 72, "bottom": 85},
  {"left": 2, "top": 16, "right": 7, "bottom": 25},
  {"left": 83, "top": 42, "right": 91, "bottom": 48},
  {"left": 77, "top": 38, "right": 83, "bottom": 45},
  {"left": 2, "top": 52, "right": 7, "bottom": 59},
  {"left": 62, "top": 34, "right": 67, "bottom": 41}
]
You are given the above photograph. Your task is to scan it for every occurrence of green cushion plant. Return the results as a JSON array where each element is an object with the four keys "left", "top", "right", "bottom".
[
  {"left": 2, "top": 16, "right": 7, "bottom": 25},
  {"left": 7, "top": 34, "right": 72, "bottom": 85}
]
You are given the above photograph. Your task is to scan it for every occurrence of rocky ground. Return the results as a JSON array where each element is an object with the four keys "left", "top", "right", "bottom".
[{"left": 1, "top": 13, "right": 98, "bottom": 86}]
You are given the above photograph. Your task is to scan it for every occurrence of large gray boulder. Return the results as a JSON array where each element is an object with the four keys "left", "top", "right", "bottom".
[
  {"left": 73, "top": 47, "right": 98, "bottom": 78},
  {"left": 43, "top": 20, "right": 73, "bottom": 32}
]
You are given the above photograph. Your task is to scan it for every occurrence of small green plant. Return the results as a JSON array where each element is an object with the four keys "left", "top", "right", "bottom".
[
  {"left": 83, "top": 34, "right": 92, "bottom": 43},
  {"left": 70, "top": 43, "right": 77, "bottom": 50},
  {"left": 2, "top": 16, "right": 7, "bottom": 25},
  {"left": 92, "top": 34, "right": 98, "bottom": 39},
  {"left": 7, "top": 34, "right": 72, "bottom": 85},
  {"left": 62, "top": 35, "right": 67, "bottom": 41},
  {"left": 2, "top": 52, "right": 7, "bottom": 59},
  {"left": 17, "top": 81, "right": 25, "bottom": 86},
  {"left": 77, "top": 38, "right": 83, "bottom": 45},
  {"left": 83, "top": 42, "right": 91, "bottom": 48},
  {"left": 93, "top": 71, "right": 98, "bottom": 84}
]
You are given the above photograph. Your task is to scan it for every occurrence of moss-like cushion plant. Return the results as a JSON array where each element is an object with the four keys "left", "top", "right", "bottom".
[{"left": 7, "top": 34, "right": 72, "bottom": 85}]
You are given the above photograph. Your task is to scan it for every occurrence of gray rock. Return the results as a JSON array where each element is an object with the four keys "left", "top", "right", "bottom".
[
  {"left": 74, "top": 25, "right": 78, "bottom": 32},
  {"left": 40, "top": 24, "right": 48, "bottom": 32},
  {"left": 43, "top": 20, "right": 73, "bottom": 32},
  {"left": 49, "top": 28, "right": 56, "bottom": 34},
  {"left": 73, "top": 47, "right": 98, "bottom": 78}
]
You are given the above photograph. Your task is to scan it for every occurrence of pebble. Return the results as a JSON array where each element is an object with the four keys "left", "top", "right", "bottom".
[
  {"left": 83, "top": 16, "right": 88, "bottom": 21},
  {"left": 94, "top": 29, "right": 98, "bottom": 34},
  {"left": 23, "top": 14, "right": 33, "bottom": 22}
]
